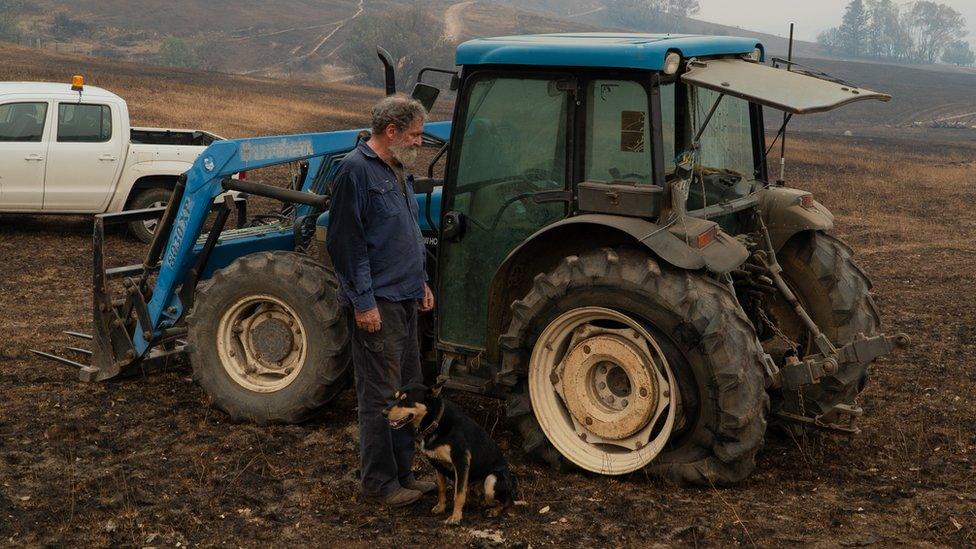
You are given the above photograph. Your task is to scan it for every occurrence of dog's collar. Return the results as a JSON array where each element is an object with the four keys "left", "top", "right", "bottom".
[{"left": 418, "top": 401, "right": 444, "bottom": 439}]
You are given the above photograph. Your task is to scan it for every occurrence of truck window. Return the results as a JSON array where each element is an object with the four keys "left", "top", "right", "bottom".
[
  {"left": 584, "top": 80, "right": 652, "bottom": 184},
  {"left": 58, "top": 103, "right": 112, "bottom": 143},
  {"left": 0, "top": 102, "right": 47, "bottom": 142}
]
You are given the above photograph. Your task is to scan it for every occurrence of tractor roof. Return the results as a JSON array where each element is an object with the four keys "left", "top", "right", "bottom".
[{"left": 455, "top": 33, "right": 762, "bottom": 71}]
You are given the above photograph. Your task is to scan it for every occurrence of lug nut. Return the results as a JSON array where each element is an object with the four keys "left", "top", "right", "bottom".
[
  {"left": 663, "top": 389, "right": 670, "bottom": 398},
  {"left": 228, "top": 349, "right": 236, "bottom": 357},
  {"left": 582, "top": 345, "right": 591, "bottom": 354},
  {"left": 598, "top": 381, "right": 607, "bottom": 390},
  {"left": 622, "top": 399, "right": 629, "bottom": 407},
  {"left": 579, "top": 433, "right": 587, "bottom": 441},
  {"left": 639, "top": 387, "right": 648, "bottom": 398},
  {"left": 549, "top": 372, "right": 559, "bottom": 385},
  {"left": 584, "top": 416, "right": 593, "bottom": 426}
]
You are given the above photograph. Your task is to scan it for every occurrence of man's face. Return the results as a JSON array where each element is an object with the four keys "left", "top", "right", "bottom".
[{"left": 388, "top": 117, "right": 424, "bottom": 166}]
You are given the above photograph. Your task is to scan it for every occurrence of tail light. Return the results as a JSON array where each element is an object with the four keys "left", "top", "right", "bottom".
[
  {"left": 238, "top": 171, "right": 247, "bottom": 180},
  {"left": 696, "top": 225, "right": 718, "bottom": 248},
  {"left": 798, "top": 193, "right": 815, "bottom": 209}
]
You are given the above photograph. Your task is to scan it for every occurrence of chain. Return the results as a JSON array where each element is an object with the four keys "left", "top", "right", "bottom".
[
  {"left": 756, "top": 306, "right": 800, "bottom": 356},
  {"left": 755, "top": 306, "right": 808, "bottom": 417}
]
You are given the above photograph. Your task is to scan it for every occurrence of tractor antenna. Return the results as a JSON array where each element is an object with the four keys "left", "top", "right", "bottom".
[{"left": 776, "top": 23, "right": 794, "bottom": 186}]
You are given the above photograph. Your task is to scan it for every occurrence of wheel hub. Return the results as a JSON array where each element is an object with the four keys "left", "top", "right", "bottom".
[
  {"left": 216, "top": 294, "right": 307, "bottom": 393},
  {"left": 249, "top": 316, "right": 294, "bottom": 365},
  {"left": 558, "top": 333, "right": 659, "bottom": 440}
]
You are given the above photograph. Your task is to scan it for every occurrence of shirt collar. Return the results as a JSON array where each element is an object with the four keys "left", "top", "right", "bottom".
[{"left": 357, "top": 140, "right": 379, "bottom": 159}]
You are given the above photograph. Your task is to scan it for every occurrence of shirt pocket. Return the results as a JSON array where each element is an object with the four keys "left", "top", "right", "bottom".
[{"left": 367, "top": 179, "right": 401, "bottom": 218}]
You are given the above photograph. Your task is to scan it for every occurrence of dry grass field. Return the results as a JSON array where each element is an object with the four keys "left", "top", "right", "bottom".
[{"left": 1, "top": 45, "right": 975, "bottom": 546}]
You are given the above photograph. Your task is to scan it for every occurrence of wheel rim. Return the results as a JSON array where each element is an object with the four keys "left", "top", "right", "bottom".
[
  {"left": 141, "top": 201, "right": 167, "bottom": 234},
  {"left": 216, "top": 294, "right": 308, "bottom": 393},
  {"left": 528, "top": 307, "right": 676, "bottom": 475}
]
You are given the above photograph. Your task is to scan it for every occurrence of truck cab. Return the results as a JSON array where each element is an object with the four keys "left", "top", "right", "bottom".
[{"left": 0, "top": 80, "right": 221, "bottom": 240}]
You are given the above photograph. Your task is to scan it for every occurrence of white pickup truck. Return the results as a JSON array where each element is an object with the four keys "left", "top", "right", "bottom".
[{"left": 0, "top": 79, "right": 223, "bottom": 242}]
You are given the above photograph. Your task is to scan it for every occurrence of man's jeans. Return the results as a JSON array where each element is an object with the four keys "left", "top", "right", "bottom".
[{"left": 347, "top": 298, "right": 422, "bottom": 497}]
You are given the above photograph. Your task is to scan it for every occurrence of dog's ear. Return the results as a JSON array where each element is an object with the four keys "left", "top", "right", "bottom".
[{"left": 431, "top": 377, "right": 446, "bottom": 397}]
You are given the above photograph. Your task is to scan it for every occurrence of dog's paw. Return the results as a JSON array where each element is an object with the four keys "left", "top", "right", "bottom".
[
  {"left": 431, "top": 503, "right": 446, "bottom": 514},
  {"left": 486, "top": 506, "right": 502, "bottom": 518},
  {"left": 443, "top": 515, "right": 462, "bottom": 525}
]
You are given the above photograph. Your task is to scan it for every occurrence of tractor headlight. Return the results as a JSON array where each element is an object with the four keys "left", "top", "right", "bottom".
[{"left": 663, "top": 52, "right": 681, "bottom": 75}]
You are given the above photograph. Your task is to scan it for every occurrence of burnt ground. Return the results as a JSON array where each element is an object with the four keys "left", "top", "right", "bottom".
[{"left": 1, "top": 133, "right": 975, "bottom": 547}]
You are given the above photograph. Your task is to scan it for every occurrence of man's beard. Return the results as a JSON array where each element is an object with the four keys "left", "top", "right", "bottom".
[{"left": 390, "top": 140, "right": 420, "bottom": 165}]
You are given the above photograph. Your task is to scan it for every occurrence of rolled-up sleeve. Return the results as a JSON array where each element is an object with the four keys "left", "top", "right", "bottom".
[{"left": 326, "top": 166, "right": 375, "bottom": 311}]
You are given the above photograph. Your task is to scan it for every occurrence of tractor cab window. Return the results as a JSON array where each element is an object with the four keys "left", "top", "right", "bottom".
[
  {"left": 584, "top": 80, "right": 651, "bottom": 184},
  {"left": 682, "top": 86, "right": 757, "bottom": 211},
  {"left": 687, "top": 86, "right": 754, "bottom": 179},
  {"left": 439, "top": 75, "right": 569, "bottom": 348}
]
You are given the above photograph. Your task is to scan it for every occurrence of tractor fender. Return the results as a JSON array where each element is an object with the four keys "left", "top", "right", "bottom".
[
  {"left": 499, "top": 213, "right": 749, "bottom": 274},
  {"left": 758, "top": 187, "right": 834, "bottom": 251}
]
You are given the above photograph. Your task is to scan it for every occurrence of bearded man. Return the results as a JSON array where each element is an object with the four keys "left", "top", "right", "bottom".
[{"left": 326, "top": 94, "right": 436, "bottom": 507}]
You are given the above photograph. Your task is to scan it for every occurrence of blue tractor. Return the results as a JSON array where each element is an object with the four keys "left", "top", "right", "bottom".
[{"left": 43, "top": 34, "right": 908, "bottom": 485}]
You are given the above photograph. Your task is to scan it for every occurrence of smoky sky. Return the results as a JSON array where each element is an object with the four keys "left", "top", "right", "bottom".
[{"left": 694, "top": 0, "right": 975, "bottom": 45}]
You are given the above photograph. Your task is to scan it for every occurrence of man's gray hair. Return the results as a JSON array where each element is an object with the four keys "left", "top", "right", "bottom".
[{"left": 371, "top": 94, "right": 427, "bottom": 136}]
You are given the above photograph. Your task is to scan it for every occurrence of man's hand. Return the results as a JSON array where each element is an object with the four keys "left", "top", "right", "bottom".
[
  {"left": 419, "top": 283, "right": 435, "bottom": 313},
  {"left": 355, "top": 307, "right": 382, "bottom": 332}
]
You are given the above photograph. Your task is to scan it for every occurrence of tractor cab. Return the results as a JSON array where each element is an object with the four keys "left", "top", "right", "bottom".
[{"left": 427, "top": 34, "right": 889, "bottom": 359}]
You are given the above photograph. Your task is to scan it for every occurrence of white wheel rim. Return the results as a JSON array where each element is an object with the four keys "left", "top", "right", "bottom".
[
  {"left": 142, "top": 200, "right": 167, "bottom": 233},
  {"left": 216, "top": 294, "right": 308, "bottom": 393},
  {"left": 528, "top": 307, "right": 676, "bottom": 475}
]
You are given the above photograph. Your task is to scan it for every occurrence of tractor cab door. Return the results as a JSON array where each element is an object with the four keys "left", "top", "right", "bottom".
[{"left": 437, "top": 73, "right": 573, "bottom": 349}]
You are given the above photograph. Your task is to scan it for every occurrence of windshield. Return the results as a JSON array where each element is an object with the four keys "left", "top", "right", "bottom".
[{"left": 688, "top": 86, "right": 754, "bottom": 179}]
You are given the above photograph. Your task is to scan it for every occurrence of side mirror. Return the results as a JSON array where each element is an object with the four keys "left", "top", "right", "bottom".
[
  {"left": 412, "top": 177, "right": 442, "bottom": 195},
  {"left": 411, "top": 82, "right": 440, "bottom": 112}
]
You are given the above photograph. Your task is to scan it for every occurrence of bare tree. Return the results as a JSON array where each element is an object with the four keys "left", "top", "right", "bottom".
[
  {"left": 904, "top": 1, "right": 966, "bottom": 63},
  {"left": 942, "top": 40, "right": 975, "bottom": 66},
  {"left": 839, "top": 0, "right": 870, "bottom": 57},
  {"left": 345, "top": 5, "right": 454, "bottom": 90}
]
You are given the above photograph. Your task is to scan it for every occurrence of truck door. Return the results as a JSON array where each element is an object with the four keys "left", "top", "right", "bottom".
[
  {"left": 0, "top": 101, "right": 50, "bottom": 210},
  {"left": 437, "top": 74, "right": 572, "bottom": 350},
  {"left": 43, "top": 102, "right": 123, "bottom": 212}
]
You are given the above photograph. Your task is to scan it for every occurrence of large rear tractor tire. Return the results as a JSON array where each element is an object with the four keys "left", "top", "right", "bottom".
[
  {"left": 502, "top": 248, "right": 768, "bottom": 485},
  {"left": 764, "top": 231, "right": 881, "bottom": 423},
  {"left": 186, "top": 251, "right": 350, "bottom": 424},
  {"left": 127, "top": 187, "right": 172, "bottom": 244}
]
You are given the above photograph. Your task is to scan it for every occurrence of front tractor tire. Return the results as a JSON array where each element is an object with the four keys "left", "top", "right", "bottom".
[
  {"left": 503, "top": 249, "right": 768, "bottom": 485},
  {"left": 764, "top": 231, "right": 881, "bottom": 424},
  {"left": 187, "top": 251, "right": 350, "bottom": 424}
]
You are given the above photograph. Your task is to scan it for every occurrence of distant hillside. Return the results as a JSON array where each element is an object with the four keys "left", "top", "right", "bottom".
[
  {"left": 0, "top": 42, "right": 380, "bottom": 138},
  {"left": 487, "top": 0, "right": 824, "bottom": 57}
]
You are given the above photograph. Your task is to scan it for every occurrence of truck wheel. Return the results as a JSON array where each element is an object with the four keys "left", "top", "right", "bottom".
[
  {"left": 127, "top": 187, "right": 172, "bottom": 244},
  {"left": 765, "top": 231, "right": 881, "bottom": 423},
  {"left": 502, "top": 248, "right": 768, "bottom": 485},
  {"left": 186, "top": 251, "right": 350, "bottom": 424}
]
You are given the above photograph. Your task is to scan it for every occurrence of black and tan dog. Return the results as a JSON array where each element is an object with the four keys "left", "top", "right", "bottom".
[{"left": 385, "top": 381, "right": 517, "bottom": 524}]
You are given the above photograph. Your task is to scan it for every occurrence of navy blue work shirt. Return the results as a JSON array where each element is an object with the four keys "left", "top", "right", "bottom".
[{"left": 326, "top": 141, "right": 426, "bottom": 312}]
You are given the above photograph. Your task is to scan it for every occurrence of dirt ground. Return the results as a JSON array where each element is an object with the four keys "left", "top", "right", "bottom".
[{"left": 1, "top": 131, "right": 975, "bottom": 547}]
